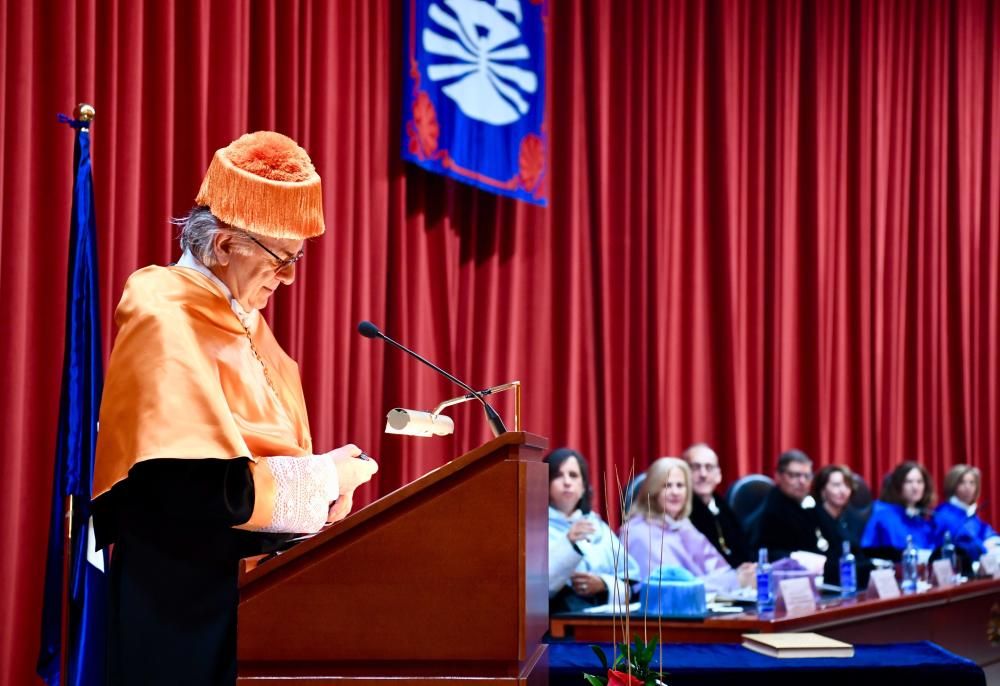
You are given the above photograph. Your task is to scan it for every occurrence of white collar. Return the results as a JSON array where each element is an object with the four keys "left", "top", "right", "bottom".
[
  {"left": 905, "top": 505, "right": 921, "bottom": 518},
  {"left": 706, "top": 497, "right": 720, "bottom": 516},
  {"left": 549, "top": 506, "right": 584, "bottom": 521},
  {"left": 176, "top": 249, "right": 259, "bottom": 327},
  {"left": 950, "top": 495, "right": 977, "bottom": 517}
]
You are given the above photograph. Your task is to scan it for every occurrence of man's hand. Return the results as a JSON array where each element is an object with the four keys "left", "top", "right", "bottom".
[
  {"left": 737, "top": 562, "right": 757, "bottom": 588},
  {"left": 321, "top": 444, "right": 378, "bottom": 525},
  {"left": 327, "top": 444, "right": 378, "bottom": 495},
  {"left": 327, "top": 491, "right": 353, "bottom": 524}
]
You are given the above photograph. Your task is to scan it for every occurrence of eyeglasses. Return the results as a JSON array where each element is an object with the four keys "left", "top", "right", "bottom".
[
  {"left": 689, "top": 463, "right": 719, "bottom": 473},
  {"left": 781, "top": 470, "right": 813, "bottom": 481},
  {"left": 243, "top": 233, "right": 305, "bottom": 273}
]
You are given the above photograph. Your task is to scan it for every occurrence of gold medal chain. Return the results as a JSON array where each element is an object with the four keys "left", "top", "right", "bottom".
[{"left": 238, "top": 318, "right": 279, "bottom": 396}]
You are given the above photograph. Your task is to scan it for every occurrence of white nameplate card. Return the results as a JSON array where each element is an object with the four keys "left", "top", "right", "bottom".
[
  {"left": 981, "top": 551, "right": 1000, "bottom": 578},
  {"left": 779, "top": 577, "right": 817, "bottom": 616},
  {"left": 932, "top": 559, "right": 955, "bottom": 588},
  {"left": 867, "top": 568, "right": 900, "bottom": 599}
]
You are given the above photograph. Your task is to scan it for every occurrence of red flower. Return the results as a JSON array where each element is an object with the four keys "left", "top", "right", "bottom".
[
  {"left": 607, "top": 670, "right": 643, "bottom": 686},
  {"left": 518, "top": 134, "right": 545, "bottom": 191},
  {"left": 410, "top": 91, "right": 439, "bottom": 159}
]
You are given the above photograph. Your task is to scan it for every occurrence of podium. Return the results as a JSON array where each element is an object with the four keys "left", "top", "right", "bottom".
[{"left": 236, "top": 431, "right": 550, "bottom": 685}]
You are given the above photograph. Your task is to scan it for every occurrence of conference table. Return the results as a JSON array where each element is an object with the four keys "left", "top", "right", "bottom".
[{"left": 550, "top": 577, "right": 1000, "bottom": 676}]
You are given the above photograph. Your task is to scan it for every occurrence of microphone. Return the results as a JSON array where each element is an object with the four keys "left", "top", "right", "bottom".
[{"left": 357, "top": 320, "right": 507, "bottom": 437}]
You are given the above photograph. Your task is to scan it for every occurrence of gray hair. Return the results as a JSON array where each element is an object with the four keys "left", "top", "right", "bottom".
[{"left": 173, "top": 205, "right": 252, "bottom": 267}]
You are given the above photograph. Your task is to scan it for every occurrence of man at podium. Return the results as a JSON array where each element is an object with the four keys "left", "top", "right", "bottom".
[{"left": 91, "top": 131, "right": 378, "bottom": 685}]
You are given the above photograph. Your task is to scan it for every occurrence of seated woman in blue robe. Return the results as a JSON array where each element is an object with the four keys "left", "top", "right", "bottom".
[
  {"left": 546, "top": 448, "right": 639, "bottom": 613},
  {"left": 933, "top": 465, "right": 999, "bottom": 569},
  {"left": 861, "top": 461, "right": 939, "bottom": 559}
]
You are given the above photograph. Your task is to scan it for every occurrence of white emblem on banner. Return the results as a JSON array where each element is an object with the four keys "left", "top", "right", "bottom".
[{"left": 422, "top": 0, "right": 538, "bottom": 125}]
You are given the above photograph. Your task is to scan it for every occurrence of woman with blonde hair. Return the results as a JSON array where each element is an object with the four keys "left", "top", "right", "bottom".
[
  {"left": 933, "top": 465, "right": 999, "bottom": 568},
  {"left": 621, "top": 457, "right": 755, "bottom": 592}
]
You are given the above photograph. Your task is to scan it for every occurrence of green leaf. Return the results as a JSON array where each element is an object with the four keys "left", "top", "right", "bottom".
[
  {"left": 583, "top": 674, "right": 607, "bottom": 686},
  {"left": 641, "top": 639, "right": 656, "bottom": 664},
  {"left": 590, "top": 645, "right": 609, "bottom": 672}
]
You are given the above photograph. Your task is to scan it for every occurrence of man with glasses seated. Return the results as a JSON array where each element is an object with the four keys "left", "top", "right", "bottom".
[
  {"left": 755, "top": 449, "right": 829, "bottom": 562},
  {"left": 92, "top": 131, "right": 378, "bottom": 685},
  {"left": 683, "top": 443, "right": 751, "bottom": 567}
]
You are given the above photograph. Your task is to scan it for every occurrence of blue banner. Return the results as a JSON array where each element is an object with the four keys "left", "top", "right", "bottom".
[
  {"left": 37, "top": 114, "right": 107, "bottom": 686},
  {"left": 403, "top": 0, "right": 547, "bottom": 205}
]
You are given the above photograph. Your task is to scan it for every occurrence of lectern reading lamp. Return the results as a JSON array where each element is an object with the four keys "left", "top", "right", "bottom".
[{"left": 357, "top": 320, "right": 520, "bottom": 437}]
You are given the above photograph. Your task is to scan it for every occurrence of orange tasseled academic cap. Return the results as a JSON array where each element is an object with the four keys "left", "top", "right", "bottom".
[{"left": 195, "top": 131, "right": 325, "bottom": 239}]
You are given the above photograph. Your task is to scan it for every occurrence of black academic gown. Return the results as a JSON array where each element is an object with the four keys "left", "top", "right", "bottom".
[
  {"left": 816, "top": 504, "right": 875, "bottom": 587},
  {"left": 755, "top": 488, "right": 826, "bottom": 561},
  {"left": 93, "top": 458, "right": 291, "bottom": 686},
  {"left": 689, "top": 495, "right": 752, "bottom": 567}
]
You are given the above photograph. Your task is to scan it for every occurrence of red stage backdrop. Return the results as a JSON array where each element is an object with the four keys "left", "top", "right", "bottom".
[{"left": 2, "top": 1, "right": 998, "bottom": 683}]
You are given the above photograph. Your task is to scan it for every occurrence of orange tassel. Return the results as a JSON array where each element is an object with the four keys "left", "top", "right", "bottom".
[{"left": 196, "top": 131, "right": 325, "bottom": 239}]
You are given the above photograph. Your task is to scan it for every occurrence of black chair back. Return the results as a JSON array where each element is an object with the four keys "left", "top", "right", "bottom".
[
  {"left": 622, "top": 473, "right": 647, "bottom": 514},
  {"left": 726, "top": 474, "right": 775, "bottom": 524},
  {"left": 850, "top": 474, "right": 872, "bottom": 509}
]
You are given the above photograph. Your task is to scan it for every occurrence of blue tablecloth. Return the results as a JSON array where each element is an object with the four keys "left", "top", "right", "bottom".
[{"left": 547, "top": 641, "right": 986, "bottom": 686}]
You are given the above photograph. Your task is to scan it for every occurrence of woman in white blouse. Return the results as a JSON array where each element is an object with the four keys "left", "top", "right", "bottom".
[{"left": 547, "top": 448, "right": 639, "bottom": 612}]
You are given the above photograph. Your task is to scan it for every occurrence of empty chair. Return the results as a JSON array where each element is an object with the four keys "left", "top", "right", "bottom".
[{"left": 726, "top": 474, "right": 775, "bottom": 525}]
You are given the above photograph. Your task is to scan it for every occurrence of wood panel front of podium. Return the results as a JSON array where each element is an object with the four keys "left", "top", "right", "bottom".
[{"left": 236, "top": 432, "right": 549, "bottom": 686}]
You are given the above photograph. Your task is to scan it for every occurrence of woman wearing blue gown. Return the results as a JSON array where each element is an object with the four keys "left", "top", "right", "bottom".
[
  {"left": 933, "top": 465, "right": 999, "bottom": 571},
  {"left": 861, "top": 461, "right": 939, "bottom": 558}
]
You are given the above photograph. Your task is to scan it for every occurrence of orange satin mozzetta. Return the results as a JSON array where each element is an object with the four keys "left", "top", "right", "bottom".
[{"left": 93, "top": 265, "right": 312, "bottom": 499}]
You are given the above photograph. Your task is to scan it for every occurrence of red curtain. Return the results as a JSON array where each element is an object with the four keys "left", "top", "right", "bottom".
[{"left": 2, "top": 1, "right": 998, "bottom": 683}]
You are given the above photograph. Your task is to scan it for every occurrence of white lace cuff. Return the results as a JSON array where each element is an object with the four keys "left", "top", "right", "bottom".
[{"left": 259, "top": 454, "right": 339, "bottom": 533}]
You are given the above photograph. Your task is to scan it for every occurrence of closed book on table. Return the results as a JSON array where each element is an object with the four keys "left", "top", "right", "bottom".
[{"left": 741, "top": 632, "right": 855, "bottom": 658}]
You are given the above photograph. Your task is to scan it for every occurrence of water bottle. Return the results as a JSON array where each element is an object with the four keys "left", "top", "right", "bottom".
[
  {"left": 902, "top": 535, "right": 918, "bottom": 593},
  {"left": 839, "top": 540, "right": 857, "bottom": 597},
  {"left": 756, "top": 548, "right": 774, "bottom": 611},
  {"left": 941, "top": 531, "right": 958, "bottom": 582}
]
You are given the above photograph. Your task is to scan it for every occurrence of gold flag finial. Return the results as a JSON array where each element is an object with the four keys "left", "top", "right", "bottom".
[{"left": 73, "top": 103, "right": 95, "bottom": 122}]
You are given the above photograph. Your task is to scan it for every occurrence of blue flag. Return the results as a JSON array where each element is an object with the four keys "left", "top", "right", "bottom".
[
  {"left": 403, "top": 0, "right": 547, "bottom": 205},
  {"left": 37, "top": 114, "right": 107, "bottom": 686}
]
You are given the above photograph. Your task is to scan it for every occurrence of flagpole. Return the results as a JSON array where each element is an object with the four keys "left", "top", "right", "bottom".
[{"left": 54, "top": 101, "right": 96, "bottom": 686}]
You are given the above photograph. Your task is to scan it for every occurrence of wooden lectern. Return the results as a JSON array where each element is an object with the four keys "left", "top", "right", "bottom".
[{"left": 236, "top": 431, "right": 549, "bottom": 685}]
